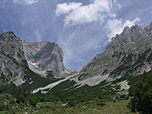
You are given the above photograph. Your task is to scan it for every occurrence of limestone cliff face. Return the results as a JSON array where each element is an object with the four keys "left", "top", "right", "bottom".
[
  {"left": 79, "top": 23, "right": 152, "bottom": 80},
  {"left": 22, "top": 40, "right": 71, "bottom": 77},
  {"left": 0, "top": 31, "right": 27, "bottom": 86}
]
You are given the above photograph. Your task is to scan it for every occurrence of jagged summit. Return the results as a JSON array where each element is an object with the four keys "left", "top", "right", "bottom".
[
  {"left": 0, "top": 31, "right": 18, "bottom": 41},
  {"left": 78, "top": 22, "right": 152, "bottom": 82},
  {"left": 1, "top": 31, "right": 16, "bottom": 36}
]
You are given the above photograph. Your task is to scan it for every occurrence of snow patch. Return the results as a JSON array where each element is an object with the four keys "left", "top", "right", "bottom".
[{"left": 31, "top": 62, "right": 39, "bottom": 68}]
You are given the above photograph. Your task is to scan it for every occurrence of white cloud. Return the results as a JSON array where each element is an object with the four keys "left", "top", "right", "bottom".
[
  {"left": 56, "top": 0, "right": 120, "bottom": 26},
  {"left": 56, "top": 0, "right": 141, "bottom": 42},
  {"left": 0, "top": 0, "right": 39, "bottom": 6},
  {"left": 56, "top": 2, "right": 82, "bottom": 16},
  {"left": 13, "top": 0, "right": 39, "bottom": 5},
  {"left": 105, "top": 18, "right": 141, "bottom": 42}
]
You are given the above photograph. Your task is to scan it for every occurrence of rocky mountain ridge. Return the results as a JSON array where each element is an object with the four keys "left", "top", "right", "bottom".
[
  {"left": 0, "top": 31, "right": 70, "bottom": 87},
  {"left": 78, "top": 23, "right": 152, "bottom": 82},
  {"left": 1, "top": 22, "right": 152, "bottom": 91}
]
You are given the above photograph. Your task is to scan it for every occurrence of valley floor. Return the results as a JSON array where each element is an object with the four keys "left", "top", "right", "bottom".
[{"left": 1, "top": 99, "right": 138, "bottom": 114}]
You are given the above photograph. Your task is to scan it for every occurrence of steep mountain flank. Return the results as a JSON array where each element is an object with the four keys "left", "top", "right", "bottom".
[
  {"left": 0, "top": 31, "right": 27, "bottom": 86},
  {"left": 22, "top": 40, "right": 71, "bottom": 77},
  {"left": 0, "top": 31, "right": 63, "bottom": 89},
  {"left": 78, "top": 23, "right": 152, "bottom": 82}
]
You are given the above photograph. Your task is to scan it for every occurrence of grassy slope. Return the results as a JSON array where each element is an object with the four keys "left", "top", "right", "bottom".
[{"left": 1, "top": 99, "right": 138, "bottom": 114}]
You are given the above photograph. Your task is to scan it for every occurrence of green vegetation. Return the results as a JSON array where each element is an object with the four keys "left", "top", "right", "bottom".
[
  {"left": 112, "top": 51, "right": 126, "bottom": 58},
  {"left": 0, "top": 69, "right": 142, "bottom": 114},
  {"left": 49, "top": 79, "right": 119, "bottom": 105},
  {"left": 128, "top": 71, "right": 152, "bottom": 114},
  {"left": 33, "top": 99, "right": 137, "bottom": 114},
  {"left": 0, "top": 93, "right": 29, "bottom": 112},
  {"left": 0, "top": 97, "right": 137, "bottom": 114},
  {"left": 112, "top": 74, "right": 141, "bottom": 86},
  {"left": 0, "top": 79, "right": 120, "bottom": 113},
  {"left": 146, "top": 52, "right": 152, "bottom": 62},
  {"left": 46, "top": 71, "right": 54, "bottom": 78}
]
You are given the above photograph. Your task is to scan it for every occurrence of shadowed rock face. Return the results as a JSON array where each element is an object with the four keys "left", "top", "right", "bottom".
[
  {"left": 22, "top": 40, "right": 71, "bottom": 77},
  {"left": 79, "top": 23, "right": 152, "bottom": 80}
]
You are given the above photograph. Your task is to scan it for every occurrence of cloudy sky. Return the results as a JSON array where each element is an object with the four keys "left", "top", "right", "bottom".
[{"left": 0, "top": 0, "right": 152, "bottom": 71}]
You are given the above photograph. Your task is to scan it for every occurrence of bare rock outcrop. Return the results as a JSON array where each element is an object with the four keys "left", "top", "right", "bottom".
[{"left": 22, "top": 40, "right": 71, "bottom": 77}]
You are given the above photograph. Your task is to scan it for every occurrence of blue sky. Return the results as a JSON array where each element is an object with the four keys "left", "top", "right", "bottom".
[{"left": 0, "top": 0, "right": 152, "bottom": 71}]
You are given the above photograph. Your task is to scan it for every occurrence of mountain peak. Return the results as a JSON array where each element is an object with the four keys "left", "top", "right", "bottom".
[
  {"left": 123, "top": 26, "right": 130, "bottom": 33},
  {"left": 80, "top": 22, "right": 152, "bottom": 81},
  {"left": 0, "top": 31, "right": 16, "bottom": 37},
  {"left": 22, "top": 39, "right": 71, "bottom": 77},
  {"left": 0, "top": 31, "right": 20, "bottom": 43}
]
